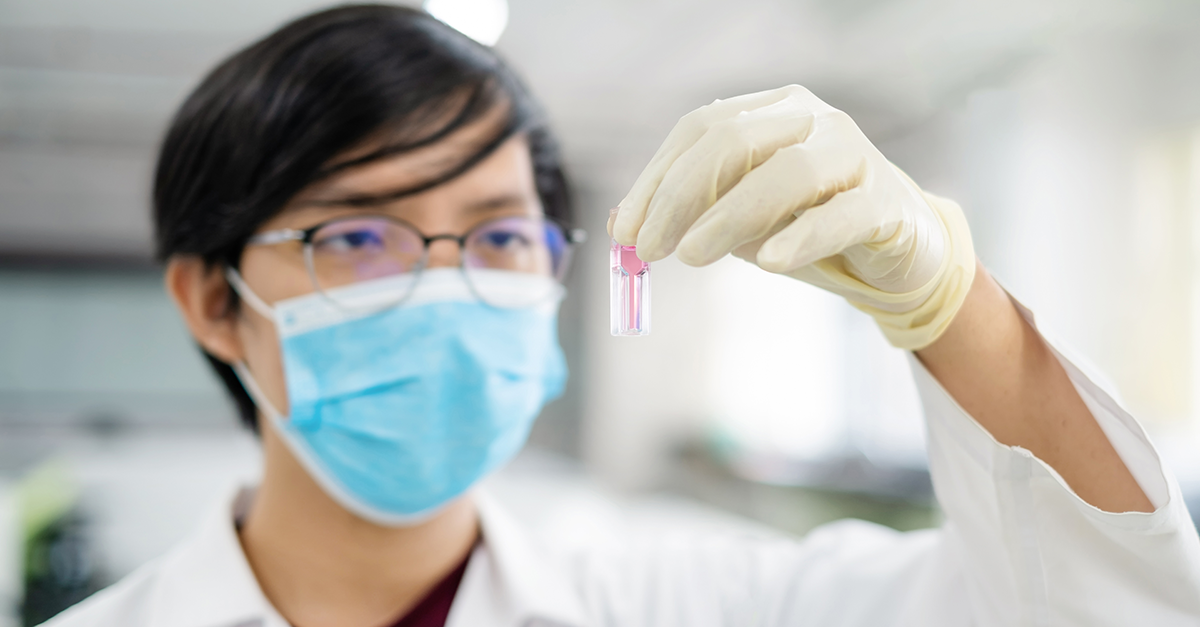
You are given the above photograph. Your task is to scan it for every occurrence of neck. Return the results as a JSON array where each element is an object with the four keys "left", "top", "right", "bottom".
[{"left": 239, "top": 424, "right": 479, "bottom": 627}]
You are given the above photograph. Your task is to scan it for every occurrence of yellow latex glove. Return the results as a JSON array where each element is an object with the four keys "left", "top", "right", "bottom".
[{"left": 611, "top": 85, "right": 975, "bottom": 350}]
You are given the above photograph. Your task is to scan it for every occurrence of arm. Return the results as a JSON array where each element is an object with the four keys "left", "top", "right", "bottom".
[
  {"left": 612, "top": 84, "right": 1200, "bottom": 624},
  {"left": 916, "top": 263, "right": 1154, "bottom": 513}
]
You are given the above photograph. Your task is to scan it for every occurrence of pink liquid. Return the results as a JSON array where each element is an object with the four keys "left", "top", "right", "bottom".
[{"left": 611, "top": 240, "right": 650, "bottom": 335}]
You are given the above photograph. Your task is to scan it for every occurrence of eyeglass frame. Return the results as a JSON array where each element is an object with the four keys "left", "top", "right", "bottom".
[{"left": 241, "top": 212, "right": 588, "bottom": 311}]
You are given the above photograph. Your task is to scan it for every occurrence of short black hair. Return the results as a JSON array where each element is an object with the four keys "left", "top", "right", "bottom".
[{"left": 153, "top": 3, "right": 571, "bottom": 432}]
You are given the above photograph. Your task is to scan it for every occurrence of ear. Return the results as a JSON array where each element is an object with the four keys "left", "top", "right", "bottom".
[{"left": 165, "top": 256, "right": 244, "bottom": 365}]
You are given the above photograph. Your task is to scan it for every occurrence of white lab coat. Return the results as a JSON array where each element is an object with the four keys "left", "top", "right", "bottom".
[{"left": 42, "top": 302, "right": 1200, "bottom": 626}]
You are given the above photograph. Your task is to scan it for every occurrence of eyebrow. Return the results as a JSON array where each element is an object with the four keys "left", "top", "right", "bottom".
[
  {"left": 462, "top": 192, "right": 534, "bottom": 214},
  {"left": 289, "top": 186, "right": 530, "bottom": 211},
  {"left": 285, "top": 191, "right": 536, "bottom": 224}
]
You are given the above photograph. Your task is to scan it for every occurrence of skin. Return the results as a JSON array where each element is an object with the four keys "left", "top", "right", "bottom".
[
  {"left": 915, "top": 264, "right": 1154, "bottom": 513},
  {"left": 167, "top": 121, "right": 547, "bottom": 626},
  {"left": 167, "top": 99, "right": 1150, "bottom": 626}
]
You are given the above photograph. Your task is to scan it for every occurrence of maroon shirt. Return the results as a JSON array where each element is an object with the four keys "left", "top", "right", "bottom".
[
  {"left": 387, "top": 553, "right": 471, "bottom": 627},
  {"left": 294, "top": 553, "right": 470, "bottom": 627}
]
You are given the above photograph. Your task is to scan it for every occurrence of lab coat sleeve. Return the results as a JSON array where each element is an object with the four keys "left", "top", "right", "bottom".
[
  {"left": 562, "top": 301, "right": 1200, "bottom": 626},
  {"left": 907, "top": 300, "right": 1200, "bottom": 625}
]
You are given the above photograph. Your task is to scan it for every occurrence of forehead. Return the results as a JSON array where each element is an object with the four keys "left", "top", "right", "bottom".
[
  {"left": 252, "top": 94, "right": 545, "bottom": 235},
  {"left": 294, "top": 133, "right": 536, "bottom": 206},
  {"left": 299, "top": 94, "right": 523, "bottom": 192}
]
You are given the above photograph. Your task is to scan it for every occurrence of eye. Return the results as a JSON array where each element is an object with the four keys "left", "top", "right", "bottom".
[
  {"left": 314, "top": 227, "right": 386, "bottom": 254},
  {"left": 480, "top": 229, "right": 532, "bottom": 250}
]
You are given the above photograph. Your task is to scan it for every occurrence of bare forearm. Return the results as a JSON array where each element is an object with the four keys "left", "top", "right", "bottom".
[{"left": 915, "top": 262, "right": 1153, "bottom": 513}]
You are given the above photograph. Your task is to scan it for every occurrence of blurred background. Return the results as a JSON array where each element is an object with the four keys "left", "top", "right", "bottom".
[{"left": 2, "top": 0, "right": 1200, "bottom": 622}]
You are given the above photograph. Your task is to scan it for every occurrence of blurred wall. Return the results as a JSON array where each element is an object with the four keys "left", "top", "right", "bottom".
[
  {"left": 2, "top": 1, "right": 1200, "bottom": 620},
  {"left": 505, "top": 0, "right": 1200, "bottom": 489}
]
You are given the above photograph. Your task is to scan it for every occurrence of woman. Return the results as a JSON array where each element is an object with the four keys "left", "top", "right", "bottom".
[{"left": 45, "top": 4, "right": 1200, "bottom": 626}]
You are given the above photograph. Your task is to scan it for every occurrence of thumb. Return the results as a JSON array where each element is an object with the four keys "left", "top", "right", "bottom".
[{"left": 755, "top": 187, "right": 877, "bottom": 273}]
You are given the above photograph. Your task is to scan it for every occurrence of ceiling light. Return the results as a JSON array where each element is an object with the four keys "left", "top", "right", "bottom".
[{"left": 423, "top": 0, "right": 509, "bottom": 47}]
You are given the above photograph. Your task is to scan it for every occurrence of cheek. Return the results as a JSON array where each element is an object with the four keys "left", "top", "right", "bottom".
[
  {"left": 240, "top": 246, "right": 315, "bottom": 304},
  {"left": 235, "top": 244, "right": 311, "bottom": 415},
  {"left": 238, "top": 310, "right": 292, "bottom": 416}
]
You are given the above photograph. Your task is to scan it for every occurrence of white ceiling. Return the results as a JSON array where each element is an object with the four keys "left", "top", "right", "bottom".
[{"left": 0, "top": 0, "right": 1197, "bottom": 258}]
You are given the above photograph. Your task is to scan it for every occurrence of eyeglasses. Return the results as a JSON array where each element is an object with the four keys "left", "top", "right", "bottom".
[{"left": 244, "top": 214, "right": 587, "bottom": 310}]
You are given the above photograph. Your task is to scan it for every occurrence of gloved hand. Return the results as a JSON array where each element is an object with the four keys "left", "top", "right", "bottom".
[{"left": 610, "top": 85, "right": 976, "bottom": 350}]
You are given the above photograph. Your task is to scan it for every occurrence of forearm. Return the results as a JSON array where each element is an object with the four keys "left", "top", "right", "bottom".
[{"left": 915, "top": 262, "right": 1154, "bottom": 513}]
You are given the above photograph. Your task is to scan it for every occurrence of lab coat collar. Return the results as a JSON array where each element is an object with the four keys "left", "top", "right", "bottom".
[
  {"left": 151, "top": 487, "right": 286, "bottom": 627},
  {"left": 147, "top": 486, "right": 588, "bottom": 627},
  {"left": 452, "top": 490, "right": 590, "bottom": 627}
]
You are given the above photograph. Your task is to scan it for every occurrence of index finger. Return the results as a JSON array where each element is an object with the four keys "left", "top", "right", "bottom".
[{"left": 612, "top": 85, "right": 814, "bottom": 246}]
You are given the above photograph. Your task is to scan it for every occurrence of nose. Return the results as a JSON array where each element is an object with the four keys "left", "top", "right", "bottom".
[{"left": 425, "top": 237, "right": 462, "bottom": 269}]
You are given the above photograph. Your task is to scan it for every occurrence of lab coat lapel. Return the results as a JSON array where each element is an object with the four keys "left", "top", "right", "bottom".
[
  {"left": 448, "top": 490, "right": 590, "bottom": 627},
  {"left": 150, "top": 487, "right": 287, "bottom": 627},
  {"left": 141, "top": 486, "right": 589, "bottom": 627}
]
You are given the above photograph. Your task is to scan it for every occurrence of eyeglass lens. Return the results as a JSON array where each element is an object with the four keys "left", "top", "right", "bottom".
[{"left": 307, "top": 215, "right": 568, "bottom": 308}]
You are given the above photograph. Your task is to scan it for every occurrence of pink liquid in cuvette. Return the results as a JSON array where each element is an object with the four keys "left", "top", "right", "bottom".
[{"left": 611, "top": 240, "right": 650, "bottom": 336}]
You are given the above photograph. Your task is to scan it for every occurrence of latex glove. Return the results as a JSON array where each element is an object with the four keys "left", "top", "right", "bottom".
[{"left": 611, "top": 85, "right": 975, "bottom": 350}]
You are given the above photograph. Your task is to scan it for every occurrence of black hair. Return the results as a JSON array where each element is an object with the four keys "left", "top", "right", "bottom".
[{"left": 153, "top": 4, "right": 571, "bottom": 432}]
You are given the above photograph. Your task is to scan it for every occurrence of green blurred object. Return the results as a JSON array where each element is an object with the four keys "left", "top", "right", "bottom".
[
  {"left": 16, "top": 460, "right": 99, "bottom": 627},
  {"left": 17, "top": 463, "right": 78, "bottom": 549}
]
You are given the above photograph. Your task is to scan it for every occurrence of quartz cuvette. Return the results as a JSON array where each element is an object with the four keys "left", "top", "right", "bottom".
[{"left": 610, "top": 239, "right": 650, "bottom": 336}]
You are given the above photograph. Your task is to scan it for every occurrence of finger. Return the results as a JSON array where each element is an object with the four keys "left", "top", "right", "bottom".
[
  {"left": 633, "top": 99, "right": 815, "bottom": 261},
  {"left": 755, "top": 187, "right": 880, "bottom": 273},
  {"left": 730, "top": 235, "right": 773, "bottom": 264},
  {"left": 672, "top": 134, "right": 864, "bottom": 267},
  {"left": 612, "top": 85, "right": 812, "bottom": 245},
  {"left": 606, "top": 207, "right": 618, "bottom": 237}
]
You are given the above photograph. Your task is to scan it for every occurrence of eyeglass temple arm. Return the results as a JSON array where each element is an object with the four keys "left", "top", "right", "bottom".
[{"left": 246, "top": 229, "right": 306, "bottom": 246}]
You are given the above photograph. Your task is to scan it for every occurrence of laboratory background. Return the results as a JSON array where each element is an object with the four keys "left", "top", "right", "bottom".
[{"left": 2, "top": 0, "right": 1200, "bottom": 623}]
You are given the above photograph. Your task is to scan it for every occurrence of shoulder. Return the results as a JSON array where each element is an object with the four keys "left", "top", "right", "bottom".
[{"left": 37, "top": 558, "right": 165, "bottom": 627}]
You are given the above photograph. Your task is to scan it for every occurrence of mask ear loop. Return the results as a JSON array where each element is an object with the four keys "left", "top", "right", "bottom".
[
  {"left": 232, "top": 360, "right": 287, "bottom": 424},
  {"left": 223, "top": 268, "right": 287, "bottom": 423},
  {"left": 225, "top": 268, "right": 276, "bottom": 320}
]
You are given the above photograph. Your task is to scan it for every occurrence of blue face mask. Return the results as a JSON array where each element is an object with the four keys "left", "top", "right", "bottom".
[{"left": 228, "top": 267, "right": 567, "bottom": 526}]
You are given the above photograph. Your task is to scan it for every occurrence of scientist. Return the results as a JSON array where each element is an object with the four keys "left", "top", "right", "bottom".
[{"left": 44, "top": 4, "right": 1200, "bottom": 626}]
